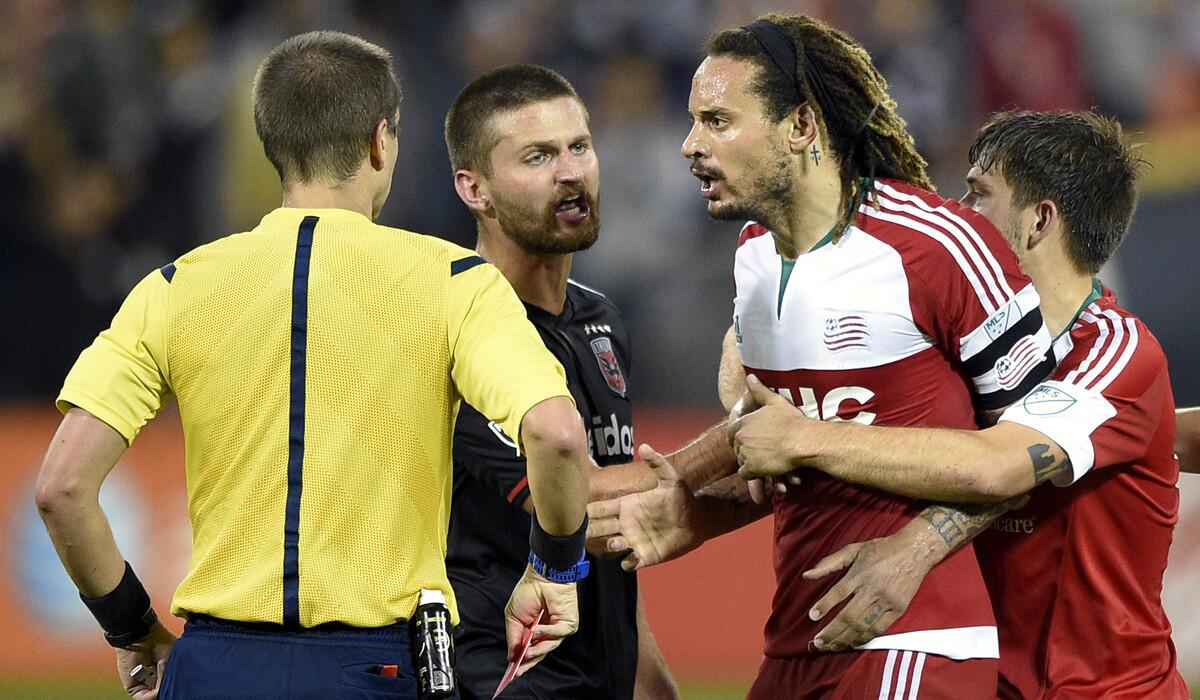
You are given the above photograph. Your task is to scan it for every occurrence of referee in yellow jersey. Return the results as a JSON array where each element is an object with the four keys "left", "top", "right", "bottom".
[{"left": 34, "top": 31, "right": 592, "bottom": 700}]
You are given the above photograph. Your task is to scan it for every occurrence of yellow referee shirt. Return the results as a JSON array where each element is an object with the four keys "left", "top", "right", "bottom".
[{"left": 57, "top": 207, "right": 571, "bottom": 628}]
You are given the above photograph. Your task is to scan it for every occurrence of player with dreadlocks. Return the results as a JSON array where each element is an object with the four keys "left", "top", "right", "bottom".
[{"left": 590, "top": 12, "right": 1057, "bottom": 697}]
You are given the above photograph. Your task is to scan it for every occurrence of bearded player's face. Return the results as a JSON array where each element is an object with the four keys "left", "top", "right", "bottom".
[
  {"left": 682, "top": 56, "right": 794, "bottom": 224},
  {"left": 484, "top": 97, "right": 600, "bottom": 255}
]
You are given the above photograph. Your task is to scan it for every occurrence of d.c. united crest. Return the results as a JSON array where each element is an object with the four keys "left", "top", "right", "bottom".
[{"left": 589, "top": 337, "right": 626, "bottom": 397}]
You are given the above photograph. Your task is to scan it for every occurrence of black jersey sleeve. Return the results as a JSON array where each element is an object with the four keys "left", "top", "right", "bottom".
[{"left": 453, "top": 401, "right": 532, "bottom": 506}]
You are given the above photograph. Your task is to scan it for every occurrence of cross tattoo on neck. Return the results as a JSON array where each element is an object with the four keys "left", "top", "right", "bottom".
[{"left": 810, "top": 144, "right": 821, "bottom": 165}]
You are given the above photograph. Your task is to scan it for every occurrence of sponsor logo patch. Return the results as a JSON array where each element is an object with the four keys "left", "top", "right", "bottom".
[
  {"left": 1022, "top": 385, "right": 1077, "bottom": 415},
  {"left": 589, "top": 337, "right": 627, "bottom": 397}
]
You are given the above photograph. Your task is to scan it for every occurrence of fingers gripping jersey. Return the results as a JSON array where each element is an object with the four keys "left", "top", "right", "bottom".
[
  {"left": 733, "top": 178, "right": 1054, "bottom": 661},
  {"left": 984, "top": 288, "right": 1189, "bottom": 699}
]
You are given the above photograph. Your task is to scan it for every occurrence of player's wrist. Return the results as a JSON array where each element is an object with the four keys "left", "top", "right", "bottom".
[
  {"left": 527, "top": 550, "right": 590, "bottom": 583},
  {"left": 907, "top": 515, "right": 955, "bottom": 563},
  {"left": 79, "top": 561, "right": 159, "bottom": 648},
  {"left": 793, "top": 418, "right": 842, "bottom": 472}
]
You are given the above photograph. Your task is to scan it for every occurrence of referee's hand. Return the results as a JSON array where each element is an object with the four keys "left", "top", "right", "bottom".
[
  {"left": 116, "top": 620, "right": 175, "bottom": 699},
  {"left": 503, "top": 565, "right": 580, "bottom": 676}
]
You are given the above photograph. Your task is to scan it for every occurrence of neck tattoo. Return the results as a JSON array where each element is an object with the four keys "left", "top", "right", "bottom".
[{"left": 810, "top": 144, "right": 821, "bottom": 166}]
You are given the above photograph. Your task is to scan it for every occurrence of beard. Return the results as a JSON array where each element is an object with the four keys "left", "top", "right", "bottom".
[
  {"left": 492, "top": 188, "right": 600, "bottom": 255},
  {"left": 1000, "top": 217, "right": 1025, "bottom": 252},
  {"left": 707, "top": 147, "right": 794, "bottom": 227}
]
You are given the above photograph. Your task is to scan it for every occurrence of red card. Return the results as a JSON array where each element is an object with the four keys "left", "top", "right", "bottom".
[{"left": 492, "top": 610, "right": 544, "bottom": 699}]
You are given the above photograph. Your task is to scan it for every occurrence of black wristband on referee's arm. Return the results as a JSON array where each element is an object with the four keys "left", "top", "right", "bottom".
[
  {"left": 529, "top": 514, "right": 588, "bottom": 571},
  {"left": 80, "top": 561, "right": 159, "bottom": 648}
]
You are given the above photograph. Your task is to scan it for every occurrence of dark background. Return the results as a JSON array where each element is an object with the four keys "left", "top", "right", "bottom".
[{"left": 3, "top": 0, "right": 1198, "bottom": 407}]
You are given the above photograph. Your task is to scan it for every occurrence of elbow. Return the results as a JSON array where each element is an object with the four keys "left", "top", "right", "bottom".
[
  {"left": 34, "top": 460, "right": 92, "bottom": 520},
  {"left": 34, "top": 474, "right": 81, "bottom": 520},
  {"left": 521, "top": 399, "right": 589, "bottom": 469}
]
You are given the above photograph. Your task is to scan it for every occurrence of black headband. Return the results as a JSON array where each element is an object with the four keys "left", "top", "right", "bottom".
[{"left": 742, "top": 19, "right": 836, "bottom": 120}]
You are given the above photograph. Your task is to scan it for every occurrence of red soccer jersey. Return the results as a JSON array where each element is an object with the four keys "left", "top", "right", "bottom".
[
  {"left": 733, "top": 178, "right": 1055, "bottom": 661},
  {"left": 981, "top": 287, "right": 1190, "bottom": 698}
]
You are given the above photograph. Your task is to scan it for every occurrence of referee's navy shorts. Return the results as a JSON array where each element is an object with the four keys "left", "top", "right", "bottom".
[{"left": 159, "top": 616, "right": 419, "bottom": 699}]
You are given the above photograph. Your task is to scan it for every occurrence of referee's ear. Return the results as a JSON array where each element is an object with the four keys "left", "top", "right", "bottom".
[{"left": 454, "top": 169, "right": 493, "bottom": 216}]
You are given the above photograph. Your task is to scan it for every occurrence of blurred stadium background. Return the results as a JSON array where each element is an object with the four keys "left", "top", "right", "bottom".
[{"left": 1, "top": 0, "right": 1197, "bottom": 698}]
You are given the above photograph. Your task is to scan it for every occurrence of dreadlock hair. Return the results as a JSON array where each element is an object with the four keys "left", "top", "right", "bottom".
[
  {"left": 707, "top": 13, "right": 932, "bottom": 225},
  {"left": 969, "top": 111, "right": 1146, "bottom": 274}
]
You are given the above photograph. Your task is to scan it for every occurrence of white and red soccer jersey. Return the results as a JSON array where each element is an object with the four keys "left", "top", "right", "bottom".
[
  {"left": 981, "top": 287, "right": 1189, "bottom": 699},
  {"left": 733, "top": 178, "right": 1055, "bottom": 661}
]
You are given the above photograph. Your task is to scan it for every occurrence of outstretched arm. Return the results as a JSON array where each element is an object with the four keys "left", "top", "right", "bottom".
[
  {"left": 588, "top": 445, "right": 771, "bottom": 571},
  {"left": 732, "top": 375, "right": 1073, "bottom": 502},
  {"left": 588, "top": 421, "right": 738, "bottom": 502}
]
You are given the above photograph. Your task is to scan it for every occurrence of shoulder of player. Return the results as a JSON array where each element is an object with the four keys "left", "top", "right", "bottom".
[
  {"left": 1059, "top": 299, "right": 1166, "bottom": 392},
  {"left": 855, "top": 179, "right": 1029, "bottom": 313},
  {"left": 392, "top": 231, "right": 477, "bottom": 264},
  {"left": 567, "top": 280, "right": 628, "bottom": 338},
  {"left": 390, "top": 234, "right": 497, "bottom": 279},
  {"left": 859, "top": 178, "right": 1018, "bottom": 266},
  {"left": 567, "top": 278, "right": 617, "bottom": 312},
  {"left": 736, "top": 221, "right": 771, "bottom": 249},
  {"left": 171, "top": 229, "right": 258, "bottom": 267},
  {"left": 158, "top": 230, "right": 264, "bottom": 284}
]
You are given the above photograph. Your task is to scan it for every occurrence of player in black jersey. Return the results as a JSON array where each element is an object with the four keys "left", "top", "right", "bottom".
[{"left": 443, "top": 65, "right": 677, "bottom": 699}]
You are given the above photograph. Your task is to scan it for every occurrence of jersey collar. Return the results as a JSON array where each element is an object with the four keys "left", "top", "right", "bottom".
[{"left": 1061, "top": 277, "right": 1103, "bottom": 338}]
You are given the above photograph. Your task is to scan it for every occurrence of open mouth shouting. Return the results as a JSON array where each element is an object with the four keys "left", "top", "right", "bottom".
[
  {"left": 554, "top": 192, "right": 591, "bottom": 223},
  {"left": 691, "top": 164, "right": 725, "bottom": 200}
]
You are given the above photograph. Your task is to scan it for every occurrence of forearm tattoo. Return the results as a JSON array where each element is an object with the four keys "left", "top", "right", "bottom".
[
  {"left": 920, "top": 495, "right": 1026, "bottom": 550},
  {"left": 1028, "top": 443, "right": 1071, "bottom": 485},
  {"left": 696, "top": 475, "right": 751, "bottom": 503}
]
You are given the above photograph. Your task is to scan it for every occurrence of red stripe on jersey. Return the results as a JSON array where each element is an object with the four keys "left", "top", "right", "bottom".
[
  {"left": 505, "top": 476, "right": 529, "bottom": 504},
  {"left": 1083, "top": 312, "right": 1138, "bottom": 392},
  {"left": 738, "top": 222, "right": 770, "bottom": 248},
  {"left": 1062, "top": 304, "right": 1111, "bottom": 385},
  {"left": 1063, "top": 306, "right": 1138, "bottom": 391},
  {"left": 874, "top": 182, "right": 1012, "bottom": 301},
  {"left": 871, "top": 184, "right": 1007, "bottom": 310}
]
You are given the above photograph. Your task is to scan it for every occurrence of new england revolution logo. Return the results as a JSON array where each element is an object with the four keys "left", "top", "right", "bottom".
[
  {"left": 823, "top": 315, "right": 870, "bottom": 352},
  {"left": 994, "top": 334, "right": 1043, "bottom": 390},
  {"left": 589, "top": 337, "right": 626, "bottom": 397}
]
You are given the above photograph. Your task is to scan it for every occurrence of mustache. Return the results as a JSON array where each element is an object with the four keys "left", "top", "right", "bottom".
[
  {"left": 552, "top": 185, "right": 591, "bottom": 204},
  {"left": 690, "top": 160, "right": 725, "bottom": 180}
]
